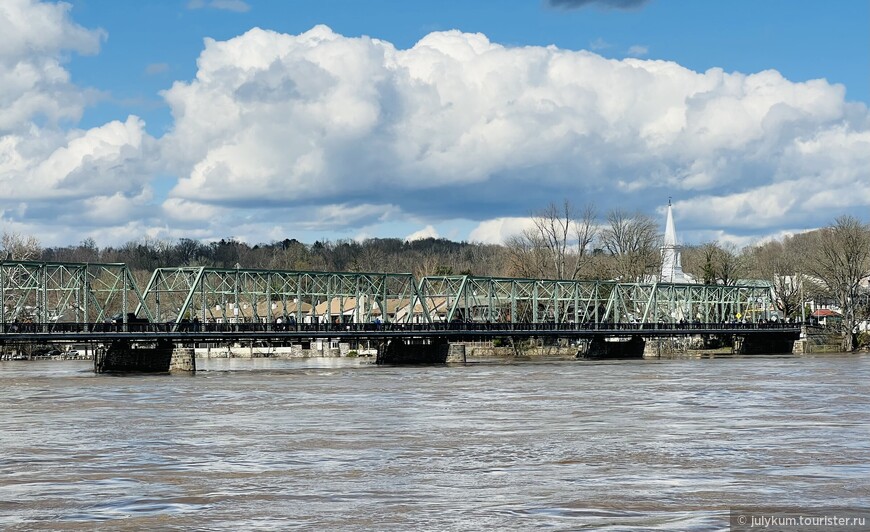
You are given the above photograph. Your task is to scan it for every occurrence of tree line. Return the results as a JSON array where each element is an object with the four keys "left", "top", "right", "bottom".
[{"left": 4, "top": 201, "right": 870, "bottom": 349}]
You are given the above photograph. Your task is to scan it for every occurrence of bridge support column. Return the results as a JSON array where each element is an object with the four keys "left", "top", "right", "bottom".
[
  {"left": 375, "top": 338, "right": 449, "bottom": 365},
  {"left": 583, "top": 336, "right": 645, "bottom": 359},
  {"left": 95, "top": 339, "right": 177, "bottom": 373},
  {"left": 169, "top": 347, "right": 196, "bottom": 373},
  {"left": 734, "top": 332, "right": 800, "bottom": 354},
  {"left": 793, "top": 326, "right": 844, "bottom": 354},
  {"left": 643, "top": 338, "right": 665, "bottom": 358},
  {"left": 446, "top": 343, "right": 466, "bottom": 364}
]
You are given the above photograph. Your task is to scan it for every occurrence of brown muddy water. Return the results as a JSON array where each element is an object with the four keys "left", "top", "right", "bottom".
[{"left": 1, "top": 354, "right": 869, "bottom": 531}]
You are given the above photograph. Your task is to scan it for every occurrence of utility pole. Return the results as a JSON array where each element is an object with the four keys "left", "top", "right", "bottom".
[{"left": 800, "top": 273, "right": 806, "bottom": 324}]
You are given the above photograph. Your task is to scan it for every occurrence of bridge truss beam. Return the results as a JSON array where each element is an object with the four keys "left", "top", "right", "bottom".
[
  {"left": 0, "top": 261, "right": 776, "bottom": 330},
  {"left": 137, "top": 267, "right": 425, "bottom": 327},
  {"left": 0, "top": 260, "right": 151, "bottom": 327},
  {"left": 419, "top": 276, "right": 774, "bottom": 326}
]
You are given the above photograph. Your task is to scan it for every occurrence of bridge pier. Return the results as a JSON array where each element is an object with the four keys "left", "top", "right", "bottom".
[
  {"left": 169, "top": 347, "right": 197, "bottom": 373},
  {"left": 583, "top": 336, "right": 645, "bottom": 359},
  {"left": 375, "top": 338, "right": 451, "bottom": 365},
  {"left": 95, "top": 340, "right": 195, "bottom": 373},
  {"left": 446, "top": 343, "right": 466, "bottom": 363},
  {"left": 642, "top": 335, "right": 710, "bottom": 358},
  {"left": 733, "top": 331, "right": 800, "bottom": 355},
  {"left": 792, "top": 325, "right": 844, "bottom": 354},
  {"left": 643, "top": 338, "right": 669, "bottom": 358}
]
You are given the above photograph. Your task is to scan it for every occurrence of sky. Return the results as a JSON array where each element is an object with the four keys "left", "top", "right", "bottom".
[{"left": 1, "top": 0, "right": 868, "bottom": 249}]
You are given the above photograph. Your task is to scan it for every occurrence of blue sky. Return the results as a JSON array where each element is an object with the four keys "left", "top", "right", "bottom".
[{"left": 1, "top": 0, "right": 869, "bottom": 248}]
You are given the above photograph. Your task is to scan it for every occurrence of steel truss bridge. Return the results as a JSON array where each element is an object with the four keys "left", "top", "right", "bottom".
[{"left": 0, "top": 261, "right": 798, "bottom": 341}]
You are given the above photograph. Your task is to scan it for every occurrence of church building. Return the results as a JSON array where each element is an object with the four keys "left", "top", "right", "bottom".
[{"left": 659, "top": 200, "right": 696, "bottom": 284}]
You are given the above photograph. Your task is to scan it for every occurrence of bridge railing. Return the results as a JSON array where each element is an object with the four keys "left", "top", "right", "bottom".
[{"left": 0, "top": 320, "right": 801, "bottom": 336}]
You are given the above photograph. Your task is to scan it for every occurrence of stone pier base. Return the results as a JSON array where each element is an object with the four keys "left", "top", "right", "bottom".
[
  {"left": 169, "top": 347, "right": 196, "bottom": 373},
  {"left": 793, "top": 326, "right": 844, "bottom": 354},
  {"left": 643, "top": 335, "right": 709, "bottom": 358},
  {"left": 446, "top": 343, "right": 466, "bottom": 363}
]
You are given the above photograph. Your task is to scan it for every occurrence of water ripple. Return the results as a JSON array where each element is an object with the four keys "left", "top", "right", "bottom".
[{"left": 1, "top": 354, "right": 869, "bottom": 530}]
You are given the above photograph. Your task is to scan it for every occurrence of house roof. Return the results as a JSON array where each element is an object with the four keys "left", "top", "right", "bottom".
[
  {"left": 314, "top": 297, "right": 358, "bottom": 315},
  {"left": 312, "top": 297, "right": 406, "bottom": 316},
  {"left": 811, "top": 308, "right": 841, "bottom": 317},
  {"left": 257, "top": 300, "right": 313, "bottom": 316}
]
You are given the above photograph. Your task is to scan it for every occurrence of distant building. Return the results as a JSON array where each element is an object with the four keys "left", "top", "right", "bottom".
[
  {"left": 659, "top": 200, "right": 695, "bottom": 284},
  {"left": 811, "top": 308, "right": 841, "bottom": 328}
]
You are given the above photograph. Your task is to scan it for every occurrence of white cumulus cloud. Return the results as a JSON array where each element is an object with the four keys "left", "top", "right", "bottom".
[
  {"left": 157, "top": 24, "right": 870, "bottom": 246},
  {"left": 405, "top": 225, "right": 439, "bottom": 242},
  {"left": 469, "top": 217, "right": 535, "bottom": 244},
  {"left": 0, "top": 0, "right": 104, "bottom": 134},
  {"left": 0, "top": 0, "right": 159, "bottom": 246}
]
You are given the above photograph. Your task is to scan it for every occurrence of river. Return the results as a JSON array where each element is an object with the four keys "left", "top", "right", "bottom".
[{"left": 1, "top": 354, "right": 869, "bottom": 531}]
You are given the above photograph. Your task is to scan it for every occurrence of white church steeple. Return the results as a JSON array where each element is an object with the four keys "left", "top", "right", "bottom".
[{"left": 660, "top": 199, "right": 694, "bottom": 283}]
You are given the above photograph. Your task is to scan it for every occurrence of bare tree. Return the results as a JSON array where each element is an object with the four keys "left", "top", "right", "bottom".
[
  {"left": 803, "top": 216, "right": 870, "bottom": 351},
  {"left": 504, "top": 232, "right": 548, "bottom": 278},
  {"left": 717, "top": 243, "right": 747, "bottom": 285},
  {"left": 351, "top": 244, "right": 388, "bottom": 273},
  {"left": 409, "top": 251, "right": 442, "bottom": 279},
  {"left": 681, "top": 244, "right": 710, "bottom": 284},
  {"left": 746, "top": 237, "right": 803, "bottom": 319},
  {"left": 2, "top": 232, "right": 41, "bottom": 261},
  {"left": 687, "top": 241, "right": 746, "bottom": 285},
  {"left": 598, "top": 209, "right": 660, "bottom": 281},
  {"left": 505, "top": 200, "right": 597, "bottom": 280},
  {"left": 267, "top": 239, "right": 314, "bottom": 271}
]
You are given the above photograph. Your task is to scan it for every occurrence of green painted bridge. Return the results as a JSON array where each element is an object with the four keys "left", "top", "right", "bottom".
[
  {"left": 0, "top": 260, "right": 799, "bottom": 369},
  {"left": 0, "top": 260, "right": 781, "bottom": 329}
]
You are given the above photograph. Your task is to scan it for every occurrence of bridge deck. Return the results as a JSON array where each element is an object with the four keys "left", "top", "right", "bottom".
[{"left": 0, "top": 321, "right": 801, "bottom": 343}]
